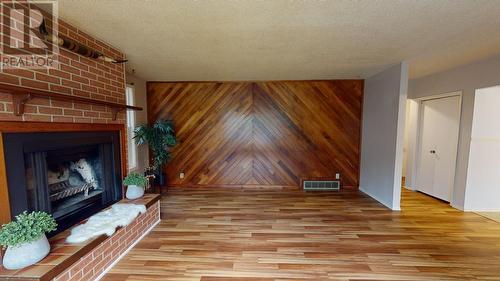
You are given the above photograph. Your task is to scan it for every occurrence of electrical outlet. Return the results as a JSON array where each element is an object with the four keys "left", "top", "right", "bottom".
[
  {"left": 179, "top": 172, "right": 185, "bottom": 179},
  {"left": 335, "top": 173, "right": 340, "bottom": 180}
]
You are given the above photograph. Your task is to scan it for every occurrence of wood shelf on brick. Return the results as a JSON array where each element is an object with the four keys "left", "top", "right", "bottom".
[{"left": 0, "top": 83, "right": 142, "bottom": 121}]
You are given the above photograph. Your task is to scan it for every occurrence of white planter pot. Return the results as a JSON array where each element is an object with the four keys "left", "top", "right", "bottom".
[
  {"left": 3, "top": 234, "right": 50, "bottom": 270},
  {"left": 126, "top": 185, "right": 144, "bottom": 199}
]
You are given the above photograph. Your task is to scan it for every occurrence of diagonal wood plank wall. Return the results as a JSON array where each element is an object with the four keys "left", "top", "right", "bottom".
[{"left": 147, "top": 80, "right": 363, "bottom": 188}]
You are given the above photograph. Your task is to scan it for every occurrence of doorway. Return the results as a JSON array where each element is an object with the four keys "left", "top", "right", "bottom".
[{"left": 414, "top": 93, "right": 461, "bottom": 202}]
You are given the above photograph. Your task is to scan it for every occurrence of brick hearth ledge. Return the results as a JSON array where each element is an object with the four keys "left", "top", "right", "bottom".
[{"left": 0, "top": 194, "right": 161, "bottom": 281}]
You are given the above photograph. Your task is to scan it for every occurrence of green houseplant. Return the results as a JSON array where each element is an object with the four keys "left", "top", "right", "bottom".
[
  {"left": 134, "top": 119, "right": 177, "bottom": 185},
  {"left": 123, "top": 172, "right": 149, "bottom": 199},
  {"left": 0, "top": 211, "right": 57, "bottom": 270}
]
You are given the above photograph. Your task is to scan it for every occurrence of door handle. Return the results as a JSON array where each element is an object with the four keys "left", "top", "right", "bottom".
[{"left": 430, "top": 150, "right": 436, "bottom": 154}]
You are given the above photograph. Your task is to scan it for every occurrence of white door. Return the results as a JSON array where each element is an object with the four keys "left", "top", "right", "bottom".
[{"left": 416, "top": 95, "right": 461, "bottom": 202}]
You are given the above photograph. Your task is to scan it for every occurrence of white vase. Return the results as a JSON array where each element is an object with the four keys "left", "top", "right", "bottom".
[
  {"left": 3, "top": 234, "right": 50, "bottom": 270},
  {"left": 126, "top": 185, "right": 144, "bottom": 199}
]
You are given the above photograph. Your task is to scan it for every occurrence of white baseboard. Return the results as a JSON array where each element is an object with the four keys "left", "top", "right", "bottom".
[
  {"left": 403, "top": 185, "right": 417, "bottom": 191},
  {"left": 450, "top": 202, "right": 465, "bottom": 211},
  {"left": 359, "top": 187, "right": 401, "bottom": 211}
]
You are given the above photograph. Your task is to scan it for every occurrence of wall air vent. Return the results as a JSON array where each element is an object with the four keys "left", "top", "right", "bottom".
[{"left": 303, "top": 180, "right": 340, "bottom": 191}]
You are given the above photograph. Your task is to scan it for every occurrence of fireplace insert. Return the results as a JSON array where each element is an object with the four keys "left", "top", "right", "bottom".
[{"left": 3, "top": 131, "right": 122, "bottom": 235}]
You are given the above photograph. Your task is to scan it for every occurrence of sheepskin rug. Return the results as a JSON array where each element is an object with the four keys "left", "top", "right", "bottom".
[{"left": 66, "top": 203, "right": 146, "bottom": 243}]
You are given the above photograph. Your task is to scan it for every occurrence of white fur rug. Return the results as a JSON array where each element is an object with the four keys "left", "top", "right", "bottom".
[{"left": 66, "top": 203, "right": 146, "bottom": 243}]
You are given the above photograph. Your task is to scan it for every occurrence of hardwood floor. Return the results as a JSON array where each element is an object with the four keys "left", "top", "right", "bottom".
[{"left": 103, "top": 188, "right": 500, "bottom": 281}]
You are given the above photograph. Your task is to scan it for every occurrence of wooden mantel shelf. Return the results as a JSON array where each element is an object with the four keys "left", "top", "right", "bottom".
[{"left": 0, "top": 83, "right": 142, "bottom": 120}]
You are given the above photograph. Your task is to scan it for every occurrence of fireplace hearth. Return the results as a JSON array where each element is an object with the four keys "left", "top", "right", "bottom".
[{"left": 3, "top": 131, "right": 122, "bottom": 235}]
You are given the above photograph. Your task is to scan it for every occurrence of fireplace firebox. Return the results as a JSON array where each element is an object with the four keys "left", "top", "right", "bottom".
[{"left": 3, "top": 131, "right": 122, "bottom": 235}]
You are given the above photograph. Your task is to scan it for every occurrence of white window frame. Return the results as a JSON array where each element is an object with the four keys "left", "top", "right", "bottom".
[{"left": 126, "top": 85, "right": 138, "bottom": 171}]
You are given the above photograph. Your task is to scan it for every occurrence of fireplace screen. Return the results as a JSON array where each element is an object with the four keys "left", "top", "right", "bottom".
[
  {"left": 3, "top": 131, "right": 122, "bottom": 235},
  {"left": 25, "top": 145, "right": 107, "bottom": 220}
]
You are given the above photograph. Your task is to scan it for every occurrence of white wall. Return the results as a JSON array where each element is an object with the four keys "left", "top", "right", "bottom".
[
  {"left": 403, "top": 99, "right": 419, "bottom": 190},
  {"left": 409, "top": 53, "right": 500, "bottom": 210},
  {"left": 464, "top": 86, "right": 500, "bottom": 211},
  {"left": 360, "top": 62, "right": 408, "bottom": 210},
  {"left": 402, "top": 101, "right": 410, "bottom": 179},
  {"left": 126, "top": 73, "right": 149, "bottom": 173}
]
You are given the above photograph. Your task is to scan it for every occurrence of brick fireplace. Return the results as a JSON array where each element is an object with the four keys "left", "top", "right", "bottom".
[
  {"left": 0, "top": 2, "right": 157, "bottom": 278},
  {"left": 0, "top": 1, "right": 128, "bottom": 224}
]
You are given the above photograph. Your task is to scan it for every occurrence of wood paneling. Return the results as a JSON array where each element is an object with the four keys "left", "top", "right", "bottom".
[
  {"left": 0, "top": 121, "right": 127, "bottom": 224},
  {"left": 103, "top": 188, "right": 500, "bottom": 280},
  {"left": 147, "top": 80, "right": 363, "bottom": 188}
]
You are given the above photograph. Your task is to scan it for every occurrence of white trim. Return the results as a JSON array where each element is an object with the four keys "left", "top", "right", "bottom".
[
  {"left": 468, "top": 208, "right": 500, "bottom": 212},
  {"left": 414, "top": 91, "right": 462, "bottom": 101},
  {"left": 450, "top": 201, "right": 465, "bottom": 211},
  {"left": 403, "top": 185, "right": 416, "bottom": 191},
  {"left": 470, "top": 137, "right": 500, "bottom": 142},
  {"left": 126, "top": 85, "right": 138, "bottom": 171},
  {"left": 413, "top": 91, "right": 462, "bottom": 206},
  {"left": 95, "top": 203, "right": 161, "bottom": 281}
]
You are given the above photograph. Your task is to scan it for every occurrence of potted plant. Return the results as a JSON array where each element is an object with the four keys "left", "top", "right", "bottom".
[
  {"left": 0, "top": 211, "right": 57, "bottom": 270},
  {"left": 123, "top": 172, "right": 149, "bottom": 199},
  {"left": 134, "top": 119, "right": 177, "bottom": 186}
]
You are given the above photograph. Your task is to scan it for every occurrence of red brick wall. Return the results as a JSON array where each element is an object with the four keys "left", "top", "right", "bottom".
[{"left": 0, "top": 1, "right": 126, "bottom": 124}]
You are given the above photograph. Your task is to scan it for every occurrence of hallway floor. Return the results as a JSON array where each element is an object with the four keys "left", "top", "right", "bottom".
[
  {"left": 103, "top": 188, "right": 500, "bottom": 281},
  {"left": 476, "top": 211, "right": 500, "bottom": 223}
]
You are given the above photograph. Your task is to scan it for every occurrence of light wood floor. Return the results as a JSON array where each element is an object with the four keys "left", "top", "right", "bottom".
[{"left": 103, "top": 188, "right": 500, "bottom": 281}]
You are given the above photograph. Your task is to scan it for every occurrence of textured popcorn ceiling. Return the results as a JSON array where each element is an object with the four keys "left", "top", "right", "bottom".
[{"left": 58, "top": 0, "right": 500, "bottom": 81}]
